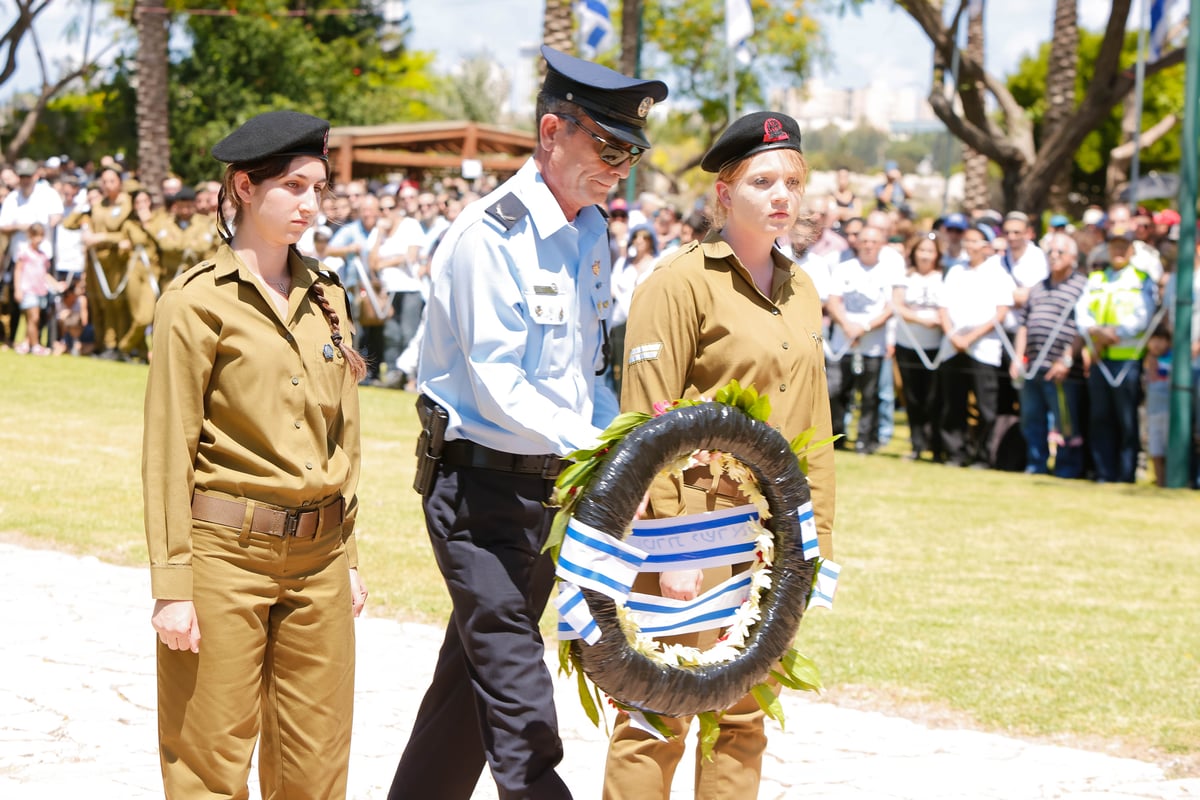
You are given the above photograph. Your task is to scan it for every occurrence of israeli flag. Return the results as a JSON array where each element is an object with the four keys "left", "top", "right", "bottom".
[
  {"left": 556, "top": 518, "right": 647, "bottom": 602},
  {"left": 1148, "top": 0, "right": 1173, "bottom": 60},
  {"left": 725, "top": 0, "right": 753, "bottom": 48},
  {"left": 797, "top": 502, "right": 819, "bottom": 560},
  {"left": 625, "top": 571, "right": 754, "bottom": 637},
  {"left": 576, "top": 0, "right": 615, "bottom": 58},
  {"left": 808, "top": 559, "right": 841, "bottom": 611},
  {"left": 555, "top": 582, "right": 601, "bottom": 644}
]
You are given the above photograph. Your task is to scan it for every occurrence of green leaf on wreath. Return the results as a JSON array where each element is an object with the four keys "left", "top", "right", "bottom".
[
  {"left": 780, "top": 648, "right": 823, "bottom": 691},
  {"left": 598, "top": 410, "right": 652, "bottom": 441},
  {"left": 697, "top": 711, "right": 721, "bottom": 760},
  {"left": 746, "top": 393, "right": 772, "bottom": 422},
  {"left": 557, "top": 640, "right": 573, "bottom": 677},
  {"left": 543, "top": 511, "right": 568, "bottom": 556},
  {"left": 751, "top": 682, "right": 785, "bottom": 729},
  {"left": 575, "top": 666, "right": 600, "bottom": 727}
]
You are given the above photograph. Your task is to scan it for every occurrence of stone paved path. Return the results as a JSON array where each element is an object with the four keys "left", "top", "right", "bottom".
[{"left": 1, "top": 542, "right": 1196, "bottom": 799}]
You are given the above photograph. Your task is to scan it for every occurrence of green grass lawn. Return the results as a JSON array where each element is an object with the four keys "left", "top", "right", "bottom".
[{"left": 3, "top": 349, "right": 1198, "bottom": 774}]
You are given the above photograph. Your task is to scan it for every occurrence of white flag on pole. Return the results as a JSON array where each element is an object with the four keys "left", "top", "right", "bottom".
[{"left": 726, "top": 0, "right": 753, "bottom": 48}]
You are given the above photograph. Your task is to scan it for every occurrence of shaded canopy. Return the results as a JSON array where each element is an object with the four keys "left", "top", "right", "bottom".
[{"left": 326, "top": 121, "right": 536, "bottom": 183}]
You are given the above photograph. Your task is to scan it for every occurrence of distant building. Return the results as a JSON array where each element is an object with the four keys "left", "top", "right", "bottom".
[{"left": 773, "top": 78, "right": 941, "bottom": 134}]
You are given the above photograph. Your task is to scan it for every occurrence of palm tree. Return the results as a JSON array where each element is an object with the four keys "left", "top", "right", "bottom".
[
  {"left": 1042, "top": 0, "right": 1077, "bottom": 212},
  {"left": 135, "top": 0, "right": 170, "bottom": 204},
  {"left": 542, "top": 0, "right": 575, "bottom": 75}
]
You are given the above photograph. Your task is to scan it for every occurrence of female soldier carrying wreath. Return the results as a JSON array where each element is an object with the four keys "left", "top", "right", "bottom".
[
  {"left": 603, "top": 111, "right": 836, "bottom": 799},
  {"left": 142, "top": 110, "right": 369, "bottom": 799}
]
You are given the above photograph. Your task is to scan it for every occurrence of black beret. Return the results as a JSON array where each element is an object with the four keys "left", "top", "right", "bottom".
[
  {"left": 211, "top": 110, "right": 330, "bottom": 164},
  {"left": 166, "top": 186, "right": 197, "bottom": 205},
  {"left": 701, "top": 111, "right": 803, "bottom": 173},
  {"left": 541, "top": 46, "right": 668, "bottom": 151}
]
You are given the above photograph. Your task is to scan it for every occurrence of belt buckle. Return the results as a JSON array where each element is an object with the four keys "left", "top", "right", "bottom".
[{"left": 283, "top": 509, "right": 301, "bottom": 537}]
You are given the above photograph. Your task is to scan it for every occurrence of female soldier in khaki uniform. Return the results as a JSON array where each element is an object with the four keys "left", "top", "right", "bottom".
[
  {"left": 142, "top": 110, "right": 369, "bottom": 799},
  {"left": 603, "top": 112, "right": 836, "bottom": 799},
  {"left": 62, "top": 166, "right": 131, "bottom": 358}
]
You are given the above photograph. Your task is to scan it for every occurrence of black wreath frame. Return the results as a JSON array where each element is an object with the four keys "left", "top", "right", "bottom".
[{"left": 569, "top": 402, "right": 815, "bottom": 718}]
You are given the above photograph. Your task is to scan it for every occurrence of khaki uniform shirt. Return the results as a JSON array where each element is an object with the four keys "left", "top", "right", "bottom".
[
  {"left": 142, "top": 244, "right": 361, "bottom": 599},
  {"left": 622, "top": 235, "right": 836, "bottom": 558},
  {"left": 63, "top": 193, "right": 132, "bottom": 261},
  {"left": 151, "top": 212, "right": 220, "bottom": 280}
]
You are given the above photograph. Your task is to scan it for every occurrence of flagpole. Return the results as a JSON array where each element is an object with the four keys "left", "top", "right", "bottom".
[
  {"left": 1128, "top": 0, "right": 1151, "bottom": 207},
  {"left": 728, "top": 47, "right": 736, "bottom": 122},
  {"left": 1166, "top": 0, "right": 1198, "bottom": 488}
]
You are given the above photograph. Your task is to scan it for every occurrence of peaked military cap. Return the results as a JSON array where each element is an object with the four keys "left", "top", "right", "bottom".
[
  {"left": 211, "top": 110, "right": 330, "bottom": 164},
  {"left": 701, "top": 111, "right": 803, "bottom": 173},
  {"left": 166, "top": 186, "right": 197, "bottom": 205},
  {"left": 541, "top": 45, "right": 668, "bottom": 151}
]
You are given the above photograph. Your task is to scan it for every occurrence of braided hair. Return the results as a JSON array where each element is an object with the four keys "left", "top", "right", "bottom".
[{"left": 309, "top": 281, "right": 368, "bottom": 382}]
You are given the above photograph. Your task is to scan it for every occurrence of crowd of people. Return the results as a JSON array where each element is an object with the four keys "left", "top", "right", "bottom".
[{"left": 778, "top": 191, "right": 1199, "bottom": 487}]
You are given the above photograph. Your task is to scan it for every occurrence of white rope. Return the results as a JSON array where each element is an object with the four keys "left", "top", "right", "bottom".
[
  {"left": 1079, "top": 304, "right": 1168, "bottom": 389},
  {"left": 893, "top": 315, "right": 946, "bottom": 371},
  {"left": 138, "top": 246, "right": 160, "bottom": 298},
  {"left": 89, "top": 247, "right": 131, "bottom": 301},
  {"left": 351, "top": 256, "right": 391, "bottom": 320}
]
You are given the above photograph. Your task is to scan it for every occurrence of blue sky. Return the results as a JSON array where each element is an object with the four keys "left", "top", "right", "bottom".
[{"left": 5, "top": 0, "right": 1153, "bottom": 98}]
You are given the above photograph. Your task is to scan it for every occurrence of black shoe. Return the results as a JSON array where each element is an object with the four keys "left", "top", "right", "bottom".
[{"left": 95, "top": 348, "right": 121, "bottom": 361}]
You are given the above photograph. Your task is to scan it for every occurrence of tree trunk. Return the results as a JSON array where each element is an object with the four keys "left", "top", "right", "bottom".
[
  {"left": 134, "top": 0, "right": 170, "bottom": 205},
  {"left": 961, "top": 1, "right": 989, "bottom": 212},
  {"left": 1042, "top": 0, "right": 1078, "bottom": 212},
  {"left": 619, "top": 0, "right": 640, "bottom": 77},
  {"left": 541, "top": 0, "right": 575, "bottom": 79},
  {"left": 1106, "top": 110, "right": 1179, "bottom": 204}
]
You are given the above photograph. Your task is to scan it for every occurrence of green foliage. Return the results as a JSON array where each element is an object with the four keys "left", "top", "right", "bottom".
[
  {"left": 696, "top": 710, "right": 721, "bottom": 760},
  {"left": 168, "top": 0, "right": 437, "bottom": 181},
  {"left": 1006, "top": 28, "right": 1186, "bottom": 201},
  {"left": 16, "top": 67, "right": 139, "bottom": 164},
  {"left": 637, "top": 0, "right": 823, "bottom": 139},
  {"left": 751, "top": 681, "right": 785, "bottom": 727},
  {"left": 428, "top": 53, "right": 512, "bottom": 123}
]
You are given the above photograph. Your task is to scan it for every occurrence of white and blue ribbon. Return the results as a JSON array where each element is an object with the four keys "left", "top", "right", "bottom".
[
  {"left": 628, "top": 504, "right": 761, "bottom": 571},
  {"left": 625, "top": 571, "right": 753, "bottom": 637},
  {"left": 797, "top": 501, "right": 819, "bottom": 560},
  {"left": 808, "top": 559, "right": 841, "bottom": 610},
  {"left": 556, "top": 518, "right": 648, "bottom": 601},
  {"left": 555, "top": 583, "right": 601, "bottom": 644}
]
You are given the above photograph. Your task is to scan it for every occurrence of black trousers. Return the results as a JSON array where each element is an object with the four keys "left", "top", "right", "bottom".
[
  {"left": 389, "top": 463, "right": 572, "bottom": 800},
  {"left": 939, "top": 352, "right": 1000, "bottom": 466},
  {"left": 828, "top": 354, "right": 884, "bottom": 448},
  {"left": 895, "top": 345, "right": 942, "bottom": 457}
]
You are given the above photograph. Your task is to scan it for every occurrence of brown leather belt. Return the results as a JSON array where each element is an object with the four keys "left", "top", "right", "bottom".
[
  {"left": 191, "top": 493, "right": 344, "bottom": 539},
  {"left": 441, "top": 439, "right": 566, "bottom": 479},
  {"left": 682, "top": 465, "right": 744, "bottom": 500}
]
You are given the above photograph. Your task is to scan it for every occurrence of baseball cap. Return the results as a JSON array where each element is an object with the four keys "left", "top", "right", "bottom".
[
  {"left": 943, "top": 212, "right": 968, "bottom": 231},
  {"left": 1153, "top": 209, "right": 1181, "bottom": 227},
  {"left": 1107, "top": 224, "right": 1134, "bottom": 242},
  {"left": 14, "top": 158, "right": 37, "bottom": 177},
  {"left": 1049, "top": 214, "right": 1069, "bottom": 228},
  {"left": 1082, "top": 208, "right": 1106, "bottom": 227}
]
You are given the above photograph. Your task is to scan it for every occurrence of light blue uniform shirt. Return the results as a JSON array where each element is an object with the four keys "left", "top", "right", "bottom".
[{"left": 418, "top": 159, "right": 619, "bottom": 456}]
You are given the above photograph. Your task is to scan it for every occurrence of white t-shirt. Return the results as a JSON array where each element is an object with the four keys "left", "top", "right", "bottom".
[
  {"left": 897, "top": 270, "right": 945, "bottom": 351},
  {"left": 378, "top": 217, "right": 424, "bottom": 293},
  {"left": 0, "top": 182, "right": 64, "bottom": 259},
  {"left": 793, "top": 250, "right": 832, "bottom": 303},
  {"left": 939, "top": 261, "right": 1016, "bottom": 367},
  {"left": 997, "top": 244, "right": 1049, "bottom": 288},
  {"left": 828, "top": 254, "right": 907, "bottom": 358}
]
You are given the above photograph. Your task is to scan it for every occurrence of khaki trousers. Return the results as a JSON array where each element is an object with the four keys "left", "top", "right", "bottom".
[
  {"left": 602, "top": 484, "right": 768, "bottom": 800},
  {"left": 157, "top": 519, "right": 355, "bottom": 800},
  {"left": 88, "top": 252, "right": 131, "bottom": 351},
  {"left": 118, "top": 257, "right": 156, "bottom": 355}
]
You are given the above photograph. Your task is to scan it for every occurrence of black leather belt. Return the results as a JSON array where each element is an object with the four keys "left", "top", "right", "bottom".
[{"left": 441, "top": 439, "right": 566, "bottom": 479}]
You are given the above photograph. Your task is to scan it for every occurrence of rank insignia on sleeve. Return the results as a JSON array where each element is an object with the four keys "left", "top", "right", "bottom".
[{"left": 628, "top": 342, "right": 663, "bottom": 365}]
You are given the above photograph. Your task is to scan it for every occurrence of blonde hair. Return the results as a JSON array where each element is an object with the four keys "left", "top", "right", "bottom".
[{"left": 709, "top": 148, "right": 808, "bottom": 230}]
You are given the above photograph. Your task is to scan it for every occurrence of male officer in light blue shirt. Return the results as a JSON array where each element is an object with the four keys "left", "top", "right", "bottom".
[{"left": 389, "top": 46, "right": 667, "bottom": 800}]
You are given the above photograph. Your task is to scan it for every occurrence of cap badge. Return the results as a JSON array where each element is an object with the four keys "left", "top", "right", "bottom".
[
  {"left": 322, "top": 129, "right": 330, "bottom": 157},
  {"left": 637, "top": 97, "right": 654, "bottom": 118},
  {"left": 763, "top": 118, "right": 789, "bottom": 143}
]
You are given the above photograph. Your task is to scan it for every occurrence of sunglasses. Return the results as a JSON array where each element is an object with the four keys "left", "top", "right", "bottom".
[{"left": 557, "top": 114, "right": 643, "bottom": 168}]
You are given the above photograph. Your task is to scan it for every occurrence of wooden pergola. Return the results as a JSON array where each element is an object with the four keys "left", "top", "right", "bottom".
[{"left": 326, "top": 121, "right": 536, "bottom": 184}]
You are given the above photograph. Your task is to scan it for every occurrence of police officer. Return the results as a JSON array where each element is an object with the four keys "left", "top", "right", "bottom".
[
  {"left": 603, "top": 112, "right": 835, "bottom": 799},
  {"left": 143, "top": 110, "right": 369, "bottom": 799},
  {"left": 388, "top": 47, "right": 667, "bottom": 800}
]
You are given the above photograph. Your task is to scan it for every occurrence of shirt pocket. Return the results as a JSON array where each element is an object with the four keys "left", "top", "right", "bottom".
[{"left": 522, "top": 274, "right": 572, "bottom": 378}]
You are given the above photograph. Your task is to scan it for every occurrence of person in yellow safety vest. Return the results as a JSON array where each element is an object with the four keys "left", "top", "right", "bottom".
[{"left": 1075, "top": 224, "right": 1158, "bottom": 483}]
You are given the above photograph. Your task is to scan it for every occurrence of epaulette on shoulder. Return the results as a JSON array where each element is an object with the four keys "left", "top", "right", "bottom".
[
  {"left": 656, "top": 240, "right": 702, "bottom": 270},
  {"left": 484, "top": 192, "right": 529, "bottom": 231},
  {"left": 175, "top": 260, "right": 217, "bottom": 286}
]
